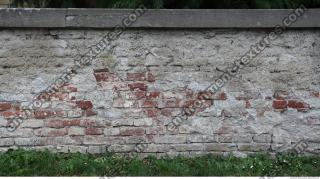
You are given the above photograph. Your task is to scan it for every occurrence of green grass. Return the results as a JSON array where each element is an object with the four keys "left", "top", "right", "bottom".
[{"left": 0, "top": 149, "right": 319, "bottom": 176}]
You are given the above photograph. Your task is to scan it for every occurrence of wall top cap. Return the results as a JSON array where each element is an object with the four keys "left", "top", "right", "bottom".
[{"left": 0, "top": 8, "right": 319, "bottom": 28}]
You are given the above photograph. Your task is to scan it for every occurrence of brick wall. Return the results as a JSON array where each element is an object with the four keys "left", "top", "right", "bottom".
[{"left": 0, "top": 28, "right": 319, "bottom": 157}]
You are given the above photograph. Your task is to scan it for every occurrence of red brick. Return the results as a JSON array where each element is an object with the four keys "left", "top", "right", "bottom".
[
  {"left": 34, "top": 110, "right": 56, "bottom": 119},
  {"left": 65, "top": 85, "right": 77, "bottom": 92},
  {"left": 62, "top": 119, "right": 81, "bottom": 127},
  {"left": 161, "top": 108, "right": 173, "bottom": 117},
  {"left": 55, "top": 110, "right": 66, "bottom": 117},
  {"left": 81, "top": 119, "right": 105, "bottom": 127},
  {"left": 217, "top": 92, "right": 227, "bottom": 100},
  {"left": 142, "top": 100, "right": 158, "bottom": 108},
  {"left": 272, "top": 100, "right": 287, "bottom": 109},
  {"left": 210, "top": 92, "right": 227, "bottom": 100},
  {"left": 127, "top": 72, "right": 146, "bottom": 81},
  {"left": 94, "top": 71, "right": 117, "bottom": 82},
  {"left": 1, "top": 111, "right": 16, "bottom": 118},
  {"left": 133, "top": 90, "right": 146, "bottom": 99},
  {"left": 128, "top": 83, "right": 147, "bottom": 91},
  {"left": 287, "top": 100, "right": 310, "bottom": 109},
  {"left": 145, "top": 109, "right": 160, "bottom": 117},
  {"left": 184, "top": 99, "right": 196, "bottom": 108},
  {"left": 45, "top": 120, "right": 64, "bottom": 128},
  {"left": 51, "top": 93, "right": 69, "bottom": 101},
  {"left": 146, "top": 72, "right": 155, "bottom": 82},
  {"left": 76, "top": 100, "right": 93, "bottom": 110},
  {"left": 0, "top": 102, "right": 11, "bottom": 111},
  {"left": 120, "top": 127, "right": 145, "bottom": 136},
  {"left": 85, "top": 127, "right": 103, "bottom": 135},
  {"left": 94, "top": 72, "right": 108, "bottom": 82},
  {"left": 146, "top": 91, "right": 160, "bottom": 99}
]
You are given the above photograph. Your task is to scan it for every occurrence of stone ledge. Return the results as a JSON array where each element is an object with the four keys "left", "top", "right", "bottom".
[{"left": 0, "top": 8, "right": 319, "bottom": 28}]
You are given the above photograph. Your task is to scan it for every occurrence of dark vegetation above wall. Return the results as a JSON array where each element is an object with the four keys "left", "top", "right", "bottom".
[{"left": 9, "top": 0, "right": 320, "bottom": 8}]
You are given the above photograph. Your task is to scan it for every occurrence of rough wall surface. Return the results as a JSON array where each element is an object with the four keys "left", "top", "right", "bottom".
[{"left": 0, "top": 29, "right": 320, "bottom": 157}]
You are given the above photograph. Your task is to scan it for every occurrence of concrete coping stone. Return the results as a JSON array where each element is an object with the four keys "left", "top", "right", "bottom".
[{"left": 0, "top": 8, "right": 319, "bottom": 28}]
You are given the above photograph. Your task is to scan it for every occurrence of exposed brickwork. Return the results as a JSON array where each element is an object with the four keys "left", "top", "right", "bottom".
[
  {"left": 273, "top": 100, "right": 287, "bottom": 109},
  {"left": 0, "top": 29, "right": 319, "bottom": 157},
  {"left": 0, "top": 102, "right": 11, "bottom": 111},
  {"left": 287, "top": 100, "right": 310, "bottom": 109}
]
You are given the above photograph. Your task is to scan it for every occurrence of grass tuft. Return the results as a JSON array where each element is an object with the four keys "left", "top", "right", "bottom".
[{"left": 0, "top": 149, "right": 319, "bottom": 176}]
